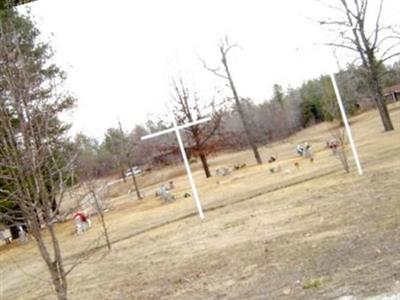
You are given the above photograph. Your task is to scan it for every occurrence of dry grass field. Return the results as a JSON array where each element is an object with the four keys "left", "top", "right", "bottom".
[{"left": 1, "top": 103, "right": 400, "bottom": 300}]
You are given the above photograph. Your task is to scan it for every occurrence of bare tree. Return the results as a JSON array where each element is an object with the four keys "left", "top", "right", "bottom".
[
  {"left": 74, "top": 135, "right": 112, "bottom": 250},
  {"left": 320, "top": 0, "right": 400, "bottom": 131},
  {"left": 272, "top": 84, "right": 290, "bottom": 135},
  {"left": 118, "top": 120, "right": 142, "bottom": 200},
  {"left": 171, "top": 77, "right": 223, "bottom": 178},
  {"left": 321, "top": 77, "right": 351, "bottom": 173},
  {"left": 328, "top": 126, "right": 350, "bottom": 173},
  {"left": 202, "top": 36, "right": 263, "bottom": 164},
  {"left": 0, "top": 10, "right": 74, "bottom": 299},
  {"left": 82, "top": 180, "right": 112, "bottom": 250},
  {"left": 100, "top": 125, "right": 142, "bottom": 199}
]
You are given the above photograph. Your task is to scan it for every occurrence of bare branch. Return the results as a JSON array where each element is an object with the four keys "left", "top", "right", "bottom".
[
  {"left": 380, "top": 51, "right": 400, "bottom": 64},
  {"left": 324, "top": 42, "right": 360, "bottom": 52},
  {"left": 199, "top": 56, "right": 228, "bottom": 80},
  {"left": 372, "top": 0, "right": 384, "bottom": 49}
]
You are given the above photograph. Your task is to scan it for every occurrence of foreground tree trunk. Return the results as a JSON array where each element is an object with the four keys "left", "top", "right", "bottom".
[
  {"left": 29, "top": 218, "right": 68, "bottom": 300},
  {"left": 48, "top": 226, "right": 68, "bottom": 300}
]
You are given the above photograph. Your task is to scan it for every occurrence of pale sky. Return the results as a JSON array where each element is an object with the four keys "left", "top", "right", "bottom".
[{"left": 20, "top": 0, "right": 400, "bottom": 139}]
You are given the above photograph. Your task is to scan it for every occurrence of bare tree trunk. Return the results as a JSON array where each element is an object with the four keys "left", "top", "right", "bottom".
[
  {"left": 371, "top": 70, "right": 394, "bottom": 131},
  {"left": 129, "top": 167, "right": 142, "bottom": 200},
  {"left": 98, "top": 211, "right": 112, "bottom": 251},
  {"left": 337, "top": 148, "right": 350, "bottom": 173},
  {"left": 31, "top": 221, "right": 68, "bottom": 300},
  {"left": 199, "top": 152, "right": 211, "bottom": 178},
  {"left": 221, "top": 55, "right": 262, "bottom": 164},
  {"left": 50, "top": 267, "right": 68, "bottom": 300},
  {"left": 118, "top": 120, "right": 143, "bottom": 196},
  {"left": 374, "top": 90, "right": 393, "bottom": 132},
  {"left": 39, "top": 250, "right": 68, "bottom": 300},
  {"left": 91, "top": 191, "right": 112, "bottom": 250},
  {"left": 47, "top": 226, "right": 68, "bottom": 300},
  {"left": 121, "top": 170, "right": 126, "bottom": 183},
  {"left": 327, "top": 125, "right": 350, "bottom": 174}
]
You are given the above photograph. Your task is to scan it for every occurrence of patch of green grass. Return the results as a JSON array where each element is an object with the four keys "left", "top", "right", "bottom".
[
  {"left": 223, "top": 218, "right": 246, "bottom": 229},
  {"left": 303, "top": 277, "right": 324, "bottom": 289},
  {"left": 173, "top": 278, "right": 184, "bottom": 286}
]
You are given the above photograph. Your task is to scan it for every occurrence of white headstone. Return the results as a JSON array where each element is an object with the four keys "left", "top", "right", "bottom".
[{"left": 18, "top": 226, "right": 28, "bottom": 244}]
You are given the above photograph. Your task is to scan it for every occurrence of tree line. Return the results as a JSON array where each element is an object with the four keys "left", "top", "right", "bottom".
[{"left": 73, "top": 59, "right": 400, "bottom": 179}]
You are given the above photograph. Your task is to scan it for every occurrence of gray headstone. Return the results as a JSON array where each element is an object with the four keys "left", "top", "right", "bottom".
[
  {"left": 216, "top": 167, "right": 231, "bottom": 176},
  {"left": 158, "top": 186, "right": 175, "bottom": 202}
]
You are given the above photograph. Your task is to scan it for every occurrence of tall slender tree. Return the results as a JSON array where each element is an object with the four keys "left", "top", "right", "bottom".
[
  {"left": 321, "top": 0, "right": 399, "bottom": 131},
  {"left": 203, "top": 37, "right": 263, "bottom": 164},
  {"left": 118, "top": 120, "right": 142, "bottom": 200}
]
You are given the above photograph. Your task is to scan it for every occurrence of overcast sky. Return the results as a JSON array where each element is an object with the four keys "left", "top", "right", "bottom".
[{"left": 20, "top": 0, "right": 400, "bottom": 140}]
